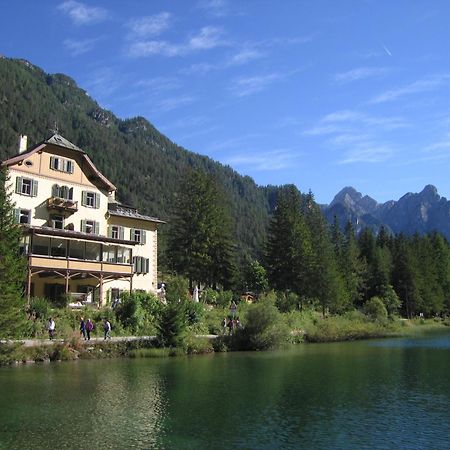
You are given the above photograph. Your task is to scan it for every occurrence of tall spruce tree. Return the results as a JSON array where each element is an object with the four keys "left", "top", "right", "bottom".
[
  {"left": 303, "top": 191, "right": 348, "bottom": 314},
  {"left": 265, "top": 185, "right": 312, "bottom": 296},
  {"left": 0, "top": 168, "right": 27, "bottom": 338},
  {"left": 167, "top": 170, "right": 236, "bottom": 289}
]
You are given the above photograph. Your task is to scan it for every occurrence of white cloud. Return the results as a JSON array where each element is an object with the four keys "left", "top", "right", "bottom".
[
  {"left": 128, "top": 40, "right": 182, "bottom": 58},
  {"left": 188, "top": 26, "right": 225, "bottom": 50},
  {"left": 126, "top": 26, "right": 226, "bottom": 58},
  {"left": 58, "top": 1, "right": 108, "bottom": 25},
  {"left": 197, "top": 0, "right": 230, "bottom": 17},
  {"left": 334, "top": 67, "right": 389, "bottom": 83},
  {"left": 230, "top": 73, "right": 283, "bottom": 97},
  {"left": 370, "top": 75, "right": 450, "bottom": 104},
  {"left": 225, "top": 149, "right": 298, "bottom": 171},
  {"left": 338, "top": 146, "right": 393, "bottom": 164},
  {"left": 228, "top": 48, "right": 265, "bottom": 65},
  {"left": 127, "top": 13, "right": 171, "bottom": 38},
  {"left": 63, "top": 38, "right": 100, "bottom": 56},
  {"left": 156, "top": 95, "right": 195, "bottom": 112},
  {"left": 135, "top": 76, "right": 181, "bottom": 92}
]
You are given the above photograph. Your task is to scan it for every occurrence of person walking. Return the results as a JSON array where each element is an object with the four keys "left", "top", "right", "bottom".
[
  {"left": 47, "top": 317, "right": 56, "bottom": 340},
  {"left": 86, "top": 318, "right": 94, "bottom": 340},
  {"left": 80, "top": 317, "right": 87, "bottom": 340},
  {"left": 103, "top": 319, "right": 111, "bottom": 340}
]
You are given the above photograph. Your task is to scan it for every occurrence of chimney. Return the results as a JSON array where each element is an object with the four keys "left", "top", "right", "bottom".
[{"left": 19, "top": 135, "right": 28, "bottom": 153}]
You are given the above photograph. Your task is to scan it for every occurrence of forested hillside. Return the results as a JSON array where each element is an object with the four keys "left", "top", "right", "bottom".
[{"left": 0, "top": 57, "right": 274, "bottom": 261}]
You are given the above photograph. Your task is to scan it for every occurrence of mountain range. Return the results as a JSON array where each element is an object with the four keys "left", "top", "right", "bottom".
[
  {"left": 324, "top": 185, "right": 450, "bottom": 240},
  {"left": 0, "top": 56, "right": 448, "bottom": 257}
]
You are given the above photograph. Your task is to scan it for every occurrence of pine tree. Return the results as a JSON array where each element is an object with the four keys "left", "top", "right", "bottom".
[
  {"left": 167, "top": 170, "right": 236, "bottom": 289},
  {"left": 303, "top": 192, "right": 348, "bottom": 314},
  {"left": 0, "top": 168, "right": 27, "bottom": 338},
  {"left": 265, "top": 185, "right": 312, "bottom": 295}
]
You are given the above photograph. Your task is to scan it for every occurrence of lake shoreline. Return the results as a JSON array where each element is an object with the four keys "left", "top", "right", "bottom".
[{"left": 1, "top": 319, "right": 448, "bottom": 366}]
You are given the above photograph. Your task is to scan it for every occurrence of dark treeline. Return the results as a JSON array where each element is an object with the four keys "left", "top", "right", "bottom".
[
  {"left": 168, "top": 179, "right": 450, "bottom": 319},
  {"left": 266, "top": 185, "right": 450, "bottom": 318}
]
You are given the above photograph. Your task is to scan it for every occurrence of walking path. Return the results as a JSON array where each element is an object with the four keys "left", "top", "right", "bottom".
[{"left": 1, "top": 335, "right": 218, "bottom": 348}]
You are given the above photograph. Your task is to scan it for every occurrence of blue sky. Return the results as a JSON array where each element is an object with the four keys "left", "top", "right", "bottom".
[{"left": 1, "top": 0, "right": 450, "bottom": 204}]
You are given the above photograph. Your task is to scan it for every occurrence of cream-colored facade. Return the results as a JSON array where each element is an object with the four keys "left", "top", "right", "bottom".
[{"left": 1, "top": 134, "right": 163, "bottom": 305}]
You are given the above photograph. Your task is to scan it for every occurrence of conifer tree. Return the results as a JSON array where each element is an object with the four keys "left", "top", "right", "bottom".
[
  {"left": 167, "top": 170, "right": 236, "bottom": 289},
  {"left": 0, "top": 168, "right": 27, "bottom": 338},
  {"left": 303, "top": 192, "right": 348, "bottom": 314},
  {"left": 265, "top": 185, "right": 312, "bottom": 295}
]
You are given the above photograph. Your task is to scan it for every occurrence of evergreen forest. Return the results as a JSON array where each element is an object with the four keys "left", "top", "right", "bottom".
[{"left": 0, "top": 56, "right": 449, "bottom": 326}]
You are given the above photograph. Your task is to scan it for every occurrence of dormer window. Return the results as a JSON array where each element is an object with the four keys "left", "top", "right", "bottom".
[{"left": 50, "top": 156, "right": 74, "bottom": 174}]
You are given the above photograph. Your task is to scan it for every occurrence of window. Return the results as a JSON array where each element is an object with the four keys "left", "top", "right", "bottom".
[
  {"left": 108, "top": 225, "right": 124, "bottom": 240},
  {"left": 81, "top": 220, "right": 100, "bottom": 234},
  {"left": 130, "top": 228, "right": 146, "bottom": 244},
  {"left": 50, "top": 215, "right": 64, "bottom": 230},
  {"left": 85, "top": 242, "right": 101, "bottom": 261},
  {"left": 69, "top": 240, "right": 84, "bottom": 259},
  {"left": 81, "top": 191, "right": 100, "bottom": 208},
  {"left": 52, "top": 184, "right": 73, "bottom": 200},
  {"left": 32, "top": 236, "right": 50, "bottom": 256},
  {"left": 117, "top": 247, "right": 131, "bottom": 264},
  {"left": 50, "top": 239, "right": 67, "bottom": 257},
  {"left": 15, "top": 177, "right": 38, "bottom": 197},
  {"left": 50, "top": 156, "right": 74, "bottom": 174},
  {"left": 133, "top": 256, "right": 149, "bottom": 274},
  {"left": 15, "top": 208, "right": 31, "bottom": 224}
]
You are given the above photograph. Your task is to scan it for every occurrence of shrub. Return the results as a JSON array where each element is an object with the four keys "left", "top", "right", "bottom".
[
  {"left": 365, "top": 297, "right": 388, "bottom": 322},
  {"left": 157, "top": 302, "right": 187, "bottom": 348},
  {"left": 29, "top": 297, "right": 51, "bottom": 320},
  {"left": 236, "top": 300, "right": 290, "bottom": 350},
  {"left": 115, "top": 293, "right": 144, "bottom": 333},
  {"left": 275, "top": 291, "right": 299, "bottom": 313},
  {"left": 165, "top": 276, "right": 190, "bottom": 303},
  {"left": 184, "top": 301, "right": 204, "bottom": 326},
  {"left": 215, "top": 290, "right": 234, "bottom": 308}
]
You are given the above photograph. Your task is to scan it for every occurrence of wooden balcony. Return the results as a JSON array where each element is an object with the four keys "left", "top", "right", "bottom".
[
  {"left": 46, "top": 197, "right": 78, "bottom": 214},
  {"left": 29, "top": 255, "right": 133, "bottom": 276}
]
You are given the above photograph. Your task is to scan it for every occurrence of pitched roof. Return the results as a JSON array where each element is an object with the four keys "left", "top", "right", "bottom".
[
  {"left": 108, "top": 203, "right": 165, "bottom": 224},
  {"left": 1, "top": 133, "right": 116, "bottom": 192}
]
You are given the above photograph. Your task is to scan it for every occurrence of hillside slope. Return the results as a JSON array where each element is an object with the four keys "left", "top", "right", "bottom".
[{"left": 0, "top": 57, "right": 274, "bottom": 260}]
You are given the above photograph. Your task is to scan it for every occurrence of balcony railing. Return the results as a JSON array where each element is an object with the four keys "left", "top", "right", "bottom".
[{"left": 46, "top": 197, "right": 78, "bottom": 214}]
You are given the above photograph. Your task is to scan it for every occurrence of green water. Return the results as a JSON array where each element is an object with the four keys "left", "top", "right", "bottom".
[{"left": 1, "top": 331, "right": 450, "bottom": 449}]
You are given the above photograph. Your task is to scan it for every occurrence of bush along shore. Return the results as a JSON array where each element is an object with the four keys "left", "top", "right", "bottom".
[{"left": 1, "top": 288, "right": 449, "bottom": 366}]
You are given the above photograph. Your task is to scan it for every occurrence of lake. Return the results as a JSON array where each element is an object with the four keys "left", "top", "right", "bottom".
[{"left": 1, "top": 330, "right": 450, "bottom": 449}]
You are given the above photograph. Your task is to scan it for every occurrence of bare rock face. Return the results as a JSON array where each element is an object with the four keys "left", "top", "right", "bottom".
[{"left": 324, "top": 185, "right": 450, "bottom": 240}]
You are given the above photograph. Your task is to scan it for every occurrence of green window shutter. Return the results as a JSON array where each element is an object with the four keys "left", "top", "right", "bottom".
[
  {"left": 141, "top": 230, "right": 146, "bottom": 245},
  {"left": 31, "top": 179, "right": 38, "bottom": 197},
  {"left": 15, "top": 177, "right": 23, "bottom": 194},
  {"left": 107, "top": 226, "right": 112, "bottom": 238},
  {"left": 119, "top": 226, "right": 124, "bottom": 240},
  {"left": 137, "top": 257, "right": 142, "bottom": 274},
  {"left": 94, "top": 193, "right": 100, "bottom": 209},
  {"left": 52, "top": 184, "right": 59, "bottom": 197},
  {"left": 81, "top": 220, "right": 86, "bottom": 233},
  {"left": 50, "top": 156, "right": 55, "bottom": 170},
  {"left": 132, "top": 256, "right": 137, "bottom": 273},
  {"left": 94, "top": 222, "right": 100, "bottom": 235},
  {"left": 67, "top": 160, "right": 74, "bottom": 174},
  {"left": 145, "top": 258, "right": 149, "bottom": 274},
  {"left": 130, "top": 228, "right": 135, "bottom": 240},
  {"left": 14, "top": 208, "right": 20, "bottom": 223},
  {"left": 81, "top": 191, "right": 87, "bottom": 206}
]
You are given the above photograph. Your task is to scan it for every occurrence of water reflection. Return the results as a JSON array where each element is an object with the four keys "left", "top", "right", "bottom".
[{"left": 1, "top": 332, "right": 450, "bottom": 449}]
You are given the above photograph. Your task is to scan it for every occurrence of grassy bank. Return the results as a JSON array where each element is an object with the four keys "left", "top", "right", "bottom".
[{"left": 1, "top": 307, "right": 448, "bottom": 366}]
